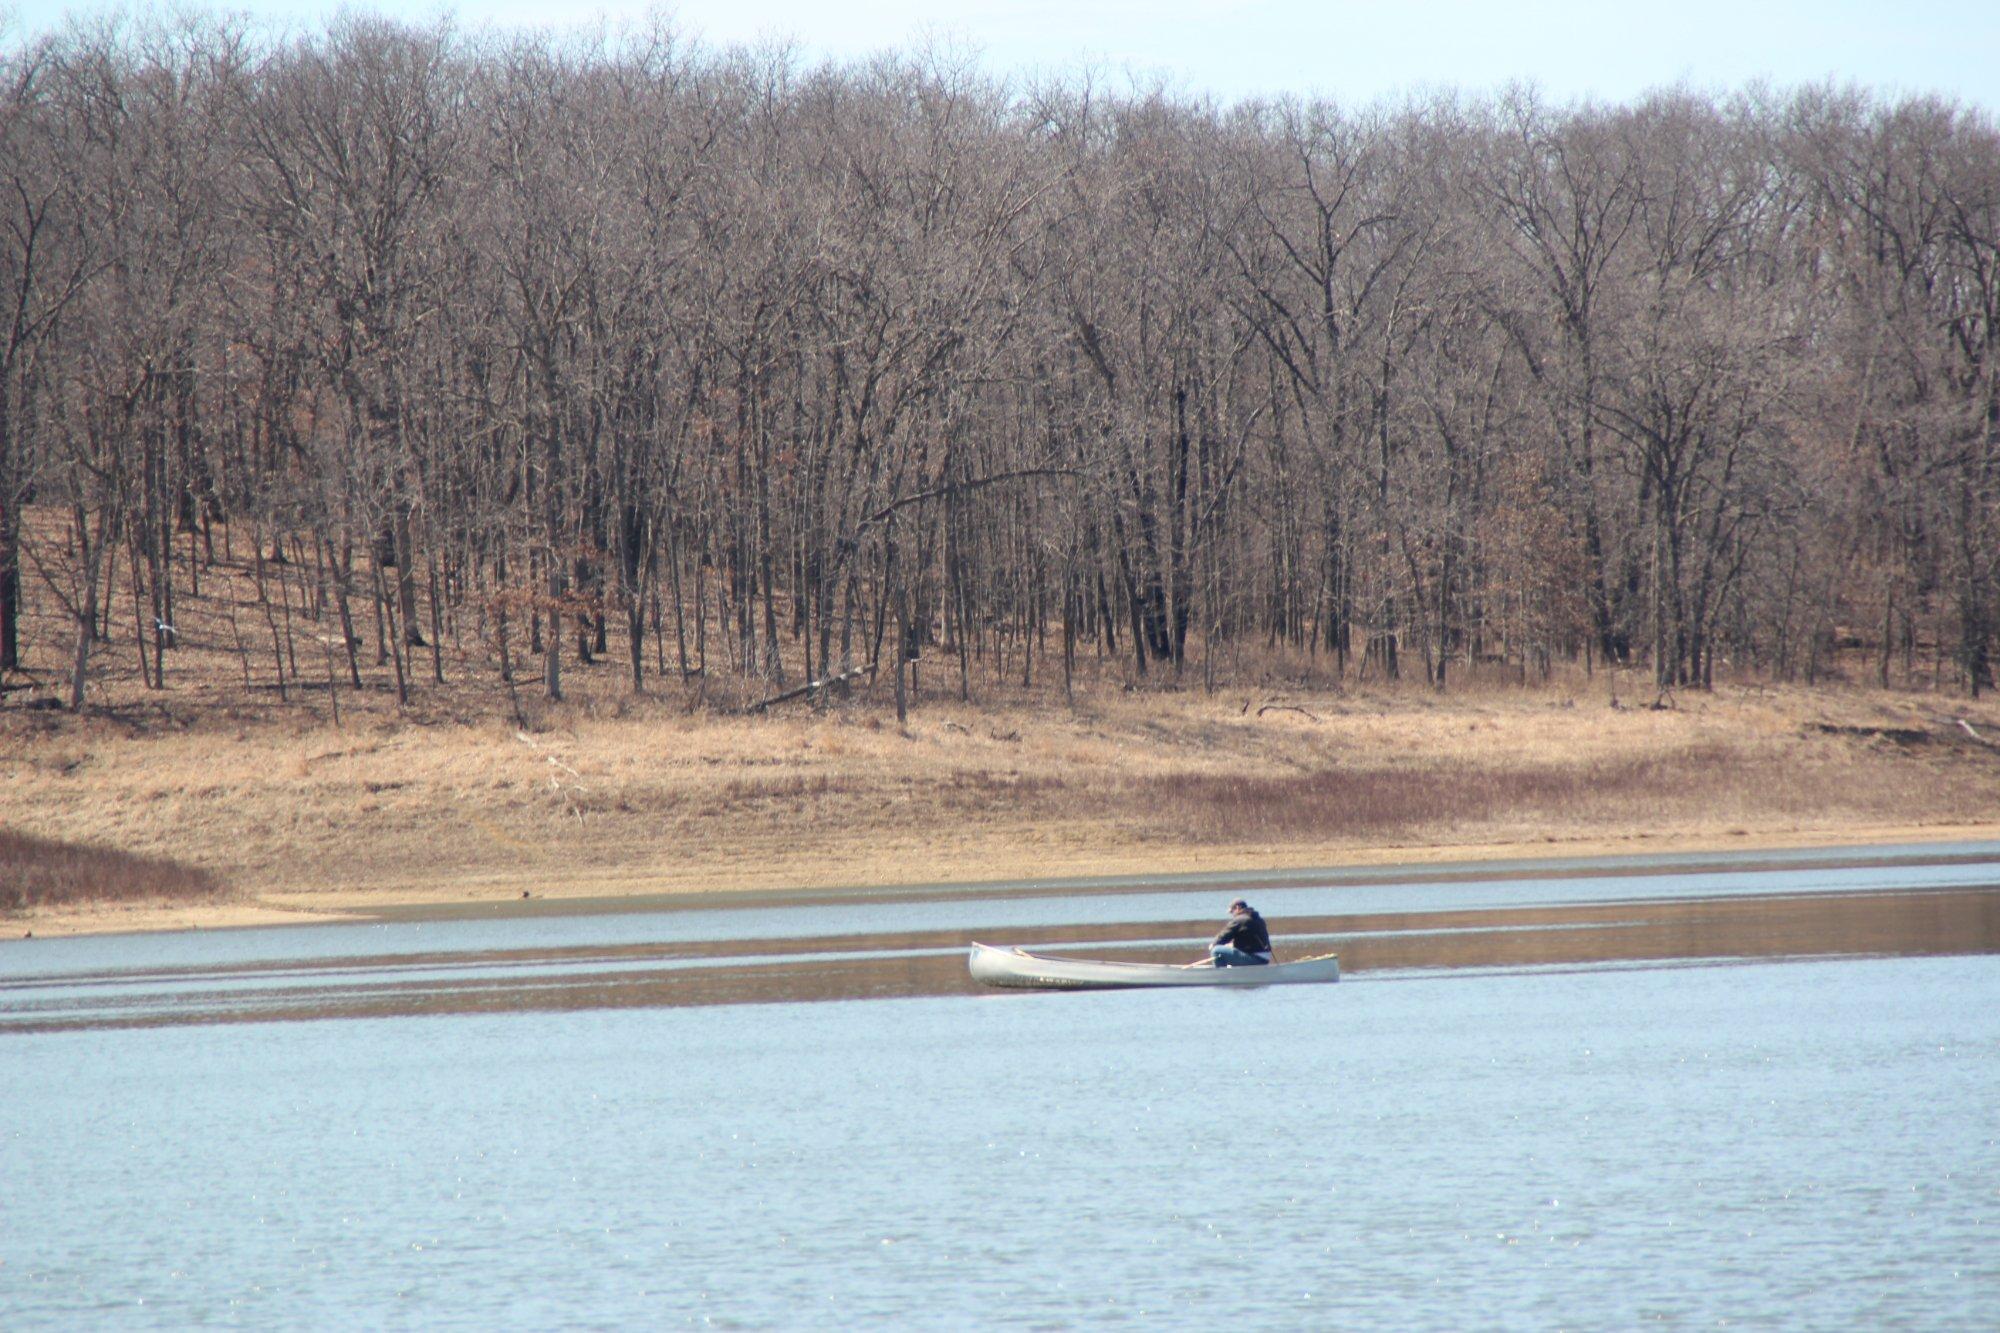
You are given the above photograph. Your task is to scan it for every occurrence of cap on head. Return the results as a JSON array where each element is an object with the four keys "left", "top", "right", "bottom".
[{"left": 1229, "top": 899, "right": 1250, "bottom": 913}]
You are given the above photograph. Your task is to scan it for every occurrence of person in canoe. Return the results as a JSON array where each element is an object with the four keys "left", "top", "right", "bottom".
[{"left": 1209, "top": 899, "right": 1272, "bottom": 966}]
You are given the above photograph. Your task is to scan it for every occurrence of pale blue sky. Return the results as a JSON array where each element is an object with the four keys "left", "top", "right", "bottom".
[{"left": 5, "top": 0, "right": 1997, "bottom": 110}]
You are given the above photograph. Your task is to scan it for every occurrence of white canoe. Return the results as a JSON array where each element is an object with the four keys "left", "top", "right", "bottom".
[{"left": 968, "top": 942, "right": 1340, "bottom": 990}]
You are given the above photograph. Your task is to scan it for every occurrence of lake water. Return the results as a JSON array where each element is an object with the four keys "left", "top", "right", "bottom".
[{"left": 5, "top": 846, "right": 1999, "bottom": 1328}]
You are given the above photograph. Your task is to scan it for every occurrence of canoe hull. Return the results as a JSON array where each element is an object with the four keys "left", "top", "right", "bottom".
[{"left": 968, "top": 942, "right": 1339, "bottom": 991}]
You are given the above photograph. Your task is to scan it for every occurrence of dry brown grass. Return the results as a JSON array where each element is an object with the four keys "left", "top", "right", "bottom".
[
  {"left": 0, "top": 827, "right": 220, "bottom": 912},
  {"left": 1135, "top": 755, "right": 1697, "bottom": 840},
  {"left": 5, "top": 513, "right": 2000, "bottom": 931},
  {"left": 1118, "top": 737, "right": 1978, "bottom": 844},
  {"left": 6, "top": 670, "right": 1998, "bottom": 934}
]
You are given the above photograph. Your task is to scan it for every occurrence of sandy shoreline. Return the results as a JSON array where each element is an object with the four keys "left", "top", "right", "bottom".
[{"left": 13, "top": 820, "right": 2000, "bottom": 939}]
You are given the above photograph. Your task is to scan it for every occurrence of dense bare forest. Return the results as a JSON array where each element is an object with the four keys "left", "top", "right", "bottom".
[{"left": 3, "top": 17, "right": 1997, "bottom": 717}]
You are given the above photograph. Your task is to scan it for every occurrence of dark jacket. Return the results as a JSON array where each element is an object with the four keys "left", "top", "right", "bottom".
[{"left": 1212, "top": 909, "right": 1272, "bottom": 955}]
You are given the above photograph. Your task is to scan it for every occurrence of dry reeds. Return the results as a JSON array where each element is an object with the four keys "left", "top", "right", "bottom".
[
  {"left": 1130, "top": 744, "right": 1748, "bottom": 837},
  {"left": 0, "top": 828, "right": 221, "bottom": 912}
]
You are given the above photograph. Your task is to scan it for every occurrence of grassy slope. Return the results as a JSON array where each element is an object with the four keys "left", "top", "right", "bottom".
[
  {"left": 4, "top": 517, "right": 1999, "bottom": 932},
  {"left": 6, "top": 673, "right": 1999, "bottom": 933},
  {"left": 0, "top": 826, "right": 221, "bottom": 913}
]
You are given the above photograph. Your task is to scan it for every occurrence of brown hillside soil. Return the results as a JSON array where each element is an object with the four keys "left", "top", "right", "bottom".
[{"left": 4, "top": 518, "right": 1999, "bottom": 935}]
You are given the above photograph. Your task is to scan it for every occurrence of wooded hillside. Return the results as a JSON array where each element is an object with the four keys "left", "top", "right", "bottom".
[{"left": 3, "top": 17, "right": 1997, "bottom": 714}]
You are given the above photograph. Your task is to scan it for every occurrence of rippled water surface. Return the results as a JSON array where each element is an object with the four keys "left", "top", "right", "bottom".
[{"left": 5, "top": 847, "right": 1999, "bottom": 1328}]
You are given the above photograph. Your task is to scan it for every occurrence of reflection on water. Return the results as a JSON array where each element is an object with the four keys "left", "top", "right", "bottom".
[
  {"left": 7, "top": 848, "right": 2000, "bottom": 1330},
  {"left": 4, "top": 877, "right": 1997, "bottom": 1031}
]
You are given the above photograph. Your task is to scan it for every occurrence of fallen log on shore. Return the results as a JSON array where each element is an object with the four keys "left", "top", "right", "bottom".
[{"left": 748, "top": 663, "right": 877, "bottom": 712}]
